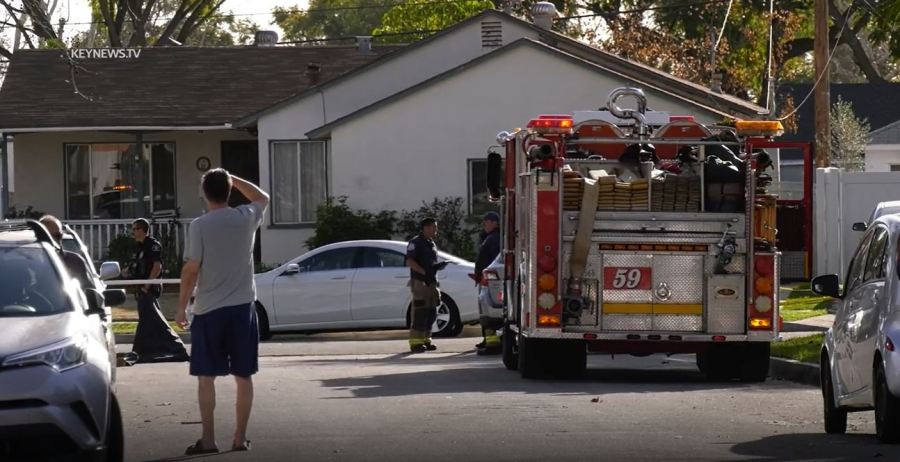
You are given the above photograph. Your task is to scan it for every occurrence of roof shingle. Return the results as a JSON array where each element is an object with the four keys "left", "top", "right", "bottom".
[{"left": 0, "top": 45, "right": 401, "bottom": 130}]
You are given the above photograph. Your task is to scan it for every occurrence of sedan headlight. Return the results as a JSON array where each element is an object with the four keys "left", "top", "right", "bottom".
[{"left": 2, "top": 336, "right": 88, "bottom": 372}]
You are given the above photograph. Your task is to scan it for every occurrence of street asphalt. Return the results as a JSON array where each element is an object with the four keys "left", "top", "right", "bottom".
[{"left": 116, "top": 332, "right": 899, "bottom": 462}]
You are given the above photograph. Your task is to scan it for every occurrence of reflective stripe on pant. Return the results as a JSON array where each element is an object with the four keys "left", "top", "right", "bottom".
[
  {"left": 409, "top": 280, "right": 440, "bottom": 347},
  {"left": 479, "top": 316, "right": 503, "bottom": 347}
]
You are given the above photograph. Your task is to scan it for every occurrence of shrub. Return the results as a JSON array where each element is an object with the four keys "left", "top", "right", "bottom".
[
  {"left": 305, "top": 197, "right": 397, "bottom": 249},
  {"left": 4, "top": 205, "right": 44, "bottom": 219},
  {"left": 396, "top": 197, "right": 479, "bottom": 261}
]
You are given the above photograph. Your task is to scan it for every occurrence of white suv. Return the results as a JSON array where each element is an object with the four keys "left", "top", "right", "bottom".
[{"left": 0, "top": 221, "right": 125, "bottom": 461}]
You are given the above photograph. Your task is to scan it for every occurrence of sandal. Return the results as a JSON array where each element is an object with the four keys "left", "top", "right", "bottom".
[
  {"left": 232, "top": 440, "right": 251, "bottom": 451},
  {"left": 185, "top": 439, "right": 219, "bottom": 455}
]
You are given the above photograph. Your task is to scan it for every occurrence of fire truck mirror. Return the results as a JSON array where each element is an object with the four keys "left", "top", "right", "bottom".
[{"left": 487, "top": 152, "right": 503, "bottom": 200}]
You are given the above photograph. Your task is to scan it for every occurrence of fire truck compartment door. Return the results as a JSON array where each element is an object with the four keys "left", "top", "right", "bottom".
[{"left": 600, "top": 254, "right": 704, "bottom": 332}]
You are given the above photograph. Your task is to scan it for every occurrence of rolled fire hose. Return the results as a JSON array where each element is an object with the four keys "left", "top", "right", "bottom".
[{"left": 569, "top": 177, "right": 599, "bottom": 290}]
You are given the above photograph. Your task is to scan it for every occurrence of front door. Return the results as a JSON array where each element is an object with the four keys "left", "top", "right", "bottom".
[{"left": 221, "top": 141, "right": 261, "bottom": 263}]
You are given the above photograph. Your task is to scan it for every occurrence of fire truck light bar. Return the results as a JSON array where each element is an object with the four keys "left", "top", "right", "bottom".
[{"left": 527, "top": 116, "right": 573, "bottom": 134}]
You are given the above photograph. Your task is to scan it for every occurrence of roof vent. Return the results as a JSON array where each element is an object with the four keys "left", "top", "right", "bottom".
[
  {"left": 532, "top": 2, "right": 557, "bottom": 30},
  {"left": 356, "top": 36, "right": 372, "bottom": 55},
  {"left": 254, "top": 30, "right": 279, "bottom": 47},
  {"left": 481, "top": 20, "right": 503, "bottom": 48},
  {"left": 306, "top": 62, "right": 322, "bottom": 86}
]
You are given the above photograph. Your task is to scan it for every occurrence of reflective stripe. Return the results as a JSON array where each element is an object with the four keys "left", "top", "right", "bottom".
[
  {"left": 409, "top": 337, "right": 427, "bottom": 347},
  {"left": 602, "top": 303, "right": 703, "bottom": 315}
]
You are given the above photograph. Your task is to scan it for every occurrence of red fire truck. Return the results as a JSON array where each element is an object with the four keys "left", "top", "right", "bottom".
[{"left": 486, "top": 87, "right": 810, "bottom": 381}]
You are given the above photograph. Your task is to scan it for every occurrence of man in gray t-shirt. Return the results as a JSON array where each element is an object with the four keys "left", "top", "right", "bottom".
[{"left": 176, "top": 168, "right": 269, "bottom": 455}]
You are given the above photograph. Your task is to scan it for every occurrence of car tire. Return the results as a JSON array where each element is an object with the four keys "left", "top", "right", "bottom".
[
  {"left": 519, "top": 335, "right": 546, "bottom": 379},
  {"left": 875, "top": 362, "right": 900, "bottom": 443},
  {"left": 821, "top": 354, "right": 847, "bottom": 434},
  {"left": 552, "top": 340, "right": 587, "bottom": 379},
  {"left": 255, "top": 302, "right": 272, "bottom": 341},
  {"left": 502, "top": 324, "right": 519, "bottom": 371},
  {"left": 697, "top": 344, "right": 738, "bottom": 381},
  {"left": 432, "top": 295, "right": 463, "bottom": 338}
]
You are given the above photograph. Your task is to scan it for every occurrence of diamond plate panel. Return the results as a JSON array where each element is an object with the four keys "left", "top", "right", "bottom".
[
  {"left": 652, "top": 315, "right": 703, "bottom": 331},
  {"left": 652, "top": 255, "right": 704, "bottom": 304},
  {"left": 780, "top": 251, "right": 806, "bottom": 280},
  {"left": 706, "top": 255, "right": 746, "bottom": 274},
  {"left": 603, "top": 314, "right": 652, "bottom": 331},
  {"left": 707, "top": 274, "right": 746, "bottom": 334},
  {"left": 601, "top": 254, "right": 653, "bottom": 303}
]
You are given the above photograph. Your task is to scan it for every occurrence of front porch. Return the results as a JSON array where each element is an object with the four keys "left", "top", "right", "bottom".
[{"left": 67, "top": 217, "right": 192, "bottom": 266}]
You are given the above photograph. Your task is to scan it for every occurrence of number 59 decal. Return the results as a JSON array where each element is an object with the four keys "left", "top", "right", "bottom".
[{"left": 603, "top": 267, "right": 652, "bottom": 290}]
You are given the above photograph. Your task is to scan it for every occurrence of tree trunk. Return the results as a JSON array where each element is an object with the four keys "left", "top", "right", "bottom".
[{"left": 827, "top": 0, "right": 886, "bottom": 83}]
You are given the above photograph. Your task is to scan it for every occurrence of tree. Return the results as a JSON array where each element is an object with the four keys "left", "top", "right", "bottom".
[
  {"left": 373, "top": 0, "right": 495, "bottom": 42},
  {"left": 0, "top": 0, "right": 242, "bottom": 59},
  {"left": 272, "top": 0, "right": 391, "bottom": 44},
  {"left": 830, "top": 96, "right": 869, "bottom": 172}
]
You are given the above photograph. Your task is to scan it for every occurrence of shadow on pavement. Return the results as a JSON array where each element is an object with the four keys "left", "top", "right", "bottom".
[
  {"left": 730, "top": 432, "right": 900, "bottom": 461},
  {"left": 305, "top": 357, "right": 802, "bottom": 399},
  {"left": 781, "top": 323, "right": 828, "bottom": 333}
]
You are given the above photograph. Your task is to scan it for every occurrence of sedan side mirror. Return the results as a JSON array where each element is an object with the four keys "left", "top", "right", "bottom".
[
  {"left": 852, "top": 222, "right": 868, "bottom": 232},
  {"left": 83, "top": 288, "right": 106, "bottom": 316},
  {"left": 99, "top": 261, "right": 121, "bottom": 281},
  {"left": 811, "top": 274, "right": 842, "bottom": 299},
  {"left": 283, "top": 263, "right": 300, "bottom": 275},
  {"left": 103, "top": 289, "right": 127, "bottom": 307}
]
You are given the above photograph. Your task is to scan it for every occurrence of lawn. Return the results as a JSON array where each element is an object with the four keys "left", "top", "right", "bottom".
[
  {"left": 770, "top": 333, "right": 824, "bottom": 364},
  {"left": 780, "top": 282, "right": 833, "bottom": 322}
]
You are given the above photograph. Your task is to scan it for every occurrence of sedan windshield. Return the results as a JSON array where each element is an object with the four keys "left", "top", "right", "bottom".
[{"left": 0, "top": 247, "right": 71, "bottom": 317}]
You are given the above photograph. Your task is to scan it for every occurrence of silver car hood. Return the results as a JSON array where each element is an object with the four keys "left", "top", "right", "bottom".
[{"left": 0, "top": 312, "right": 77, "bottom": 360}]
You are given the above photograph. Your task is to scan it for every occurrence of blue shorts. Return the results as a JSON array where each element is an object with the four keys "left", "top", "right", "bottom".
[{"left": 189, "top": 303, "right": 259, "bottom": 377}]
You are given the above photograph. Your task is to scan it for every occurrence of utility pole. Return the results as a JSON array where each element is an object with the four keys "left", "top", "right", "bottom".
[{"left": 814, "top": 0, "right": 831, "bottom": 168}]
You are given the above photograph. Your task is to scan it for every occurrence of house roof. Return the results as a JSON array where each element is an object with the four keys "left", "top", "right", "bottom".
[
  {"left": 0, "top": 45, "right": 402, "bottom": 131},
  {"left": 306, "top": 38, "right": 753, "bottom": 138},
  {"left": 871, "top": 119, "right": 900, "bottom": 145},
  {"left": 242, "top": 9, "right": 765, "bottom": 127},
  {"left": 777, "top": 83, "right": 900, "bottom": 142}
]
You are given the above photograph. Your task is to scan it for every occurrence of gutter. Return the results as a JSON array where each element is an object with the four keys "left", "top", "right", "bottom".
[{"left": 0, "top": 124, "right": 234, "bottom": 134}]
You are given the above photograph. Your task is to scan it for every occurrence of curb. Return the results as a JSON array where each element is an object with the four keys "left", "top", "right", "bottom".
[{"left": 769, "top": 357, "right": 819, "bottom": 387}]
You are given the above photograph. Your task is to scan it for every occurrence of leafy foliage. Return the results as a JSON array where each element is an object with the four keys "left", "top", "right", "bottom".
[
  {"left": 829, "top": 96, "right": 870, "bottom": 172},
  {"left": 396, "top": 197, "right": 479, "bottom": 260},
  {"left": 305, "top": 196, "right": 397, "bottom": 250},
  {"left": 373, "top": 0, "right": 495, "bottom": 43},
  {"left": 272, "top": 0, "right": 391, "bottom": 43},
  {"left": 4, "top": 205, "right": 44, "bottom": 219}
]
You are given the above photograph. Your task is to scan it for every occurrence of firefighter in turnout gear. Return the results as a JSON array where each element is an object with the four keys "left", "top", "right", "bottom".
[
  {"left": 406, "top": 218, "right": 449, "bottom": 353},
  {"left": 475, "top": 211, "right": 502, "bottom": 355}
]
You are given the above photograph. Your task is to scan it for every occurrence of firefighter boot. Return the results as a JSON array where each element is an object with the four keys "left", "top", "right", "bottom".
[{"left": 476, "top": 329, "right": 502, "bottom": 355}]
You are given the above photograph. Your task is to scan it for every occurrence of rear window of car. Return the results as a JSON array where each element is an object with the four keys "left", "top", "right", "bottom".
[{"left": 0, "top": 247, "right": 72, "bottom": 317}]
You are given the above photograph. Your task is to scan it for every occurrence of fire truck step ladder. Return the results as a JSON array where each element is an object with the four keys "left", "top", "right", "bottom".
[{"left": 570, "top": 177, "right": 599, "bottom": 283}]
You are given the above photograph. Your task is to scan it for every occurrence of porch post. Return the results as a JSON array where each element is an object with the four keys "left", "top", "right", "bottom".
[{"left": 1, "top": 133, "right": 8, "bottom": 217}]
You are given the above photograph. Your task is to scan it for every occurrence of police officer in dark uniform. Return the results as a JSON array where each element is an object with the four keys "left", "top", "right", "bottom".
[
  {"left": 474, "top": 211, "right": 502, "bottom": 355},
  {"left": 406, "top": 218, "right": 449, "bottom": 353},
  {"left": 128, "top": 218, "right": 188, "bottom": 363}
]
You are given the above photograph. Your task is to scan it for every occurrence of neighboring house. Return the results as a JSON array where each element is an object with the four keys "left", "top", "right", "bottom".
[
  {"left": 866, "top": 120, "right": 900, "bottom": 172},
  {"left": 777, "top": 82, "right": 900, "bottom": 172},
  {"left": 0, "top": 9, "right": 767, "bottom": 265}
]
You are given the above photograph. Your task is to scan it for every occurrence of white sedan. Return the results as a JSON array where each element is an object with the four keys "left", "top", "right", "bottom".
[{"left": 253, "top": 240, "right": 479, "bottom": 340}]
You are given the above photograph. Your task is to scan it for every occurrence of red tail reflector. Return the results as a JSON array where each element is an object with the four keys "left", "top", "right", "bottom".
[
  {"left": 888, "top": 337, "right": 895, "bottom": 352},
  {"left": 712, "top": 336, "right": 727, "bottom": 342}
]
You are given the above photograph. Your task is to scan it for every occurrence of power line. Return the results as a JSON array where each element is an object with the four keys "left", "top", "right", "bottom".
[
  {"left": 555, "top": 0, "right": 731, "bottom": 21},
  {"left": 778, "top": 2, "right": 856, "bottom": 121},
  {"left": 713, "top": 0, "right": 734, "bottom": 52},
  {"left": 277, "top": 29, "right": 442, "bottom": 44}
]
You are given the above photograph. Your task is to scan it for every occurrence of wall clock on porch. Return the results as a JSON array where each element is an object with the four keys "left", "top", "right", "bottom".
[{"left": 196, "top": 156, "right": 211, "bottom": 172}]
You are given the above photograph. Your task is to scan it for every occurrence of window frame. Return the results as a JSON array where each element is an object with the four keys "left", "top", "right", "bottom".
[
  {"left": 359, "top": 247, "right": 407, "bottom": 269},
  {"left": 268, "top": 139, "right": 329, "bottom": 226},
  {"left": 298, "top": 247, "right": 359, "bottom": 273},
  {"left": 846, "top": 230, "right": 875, "bottom": 294},
  {"left": 62, "top": 141, "right": 177, "bottom": 220},
  {"left": 864, "top": 226, "right": 889, "bottom": 282}
]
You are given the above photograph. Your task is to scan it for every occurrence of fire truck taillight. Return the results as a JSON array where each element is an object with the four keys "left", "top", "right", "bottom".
[
  {"left": 750, "top": 254, "right": 776, "bottom": 330},
  {"left": 537, "top": 293, "right": 556, "bottom": 309},
  {"left": 538, "top": 274, "right": 556, "bottom": 291},
  {"left": 538, "top": 314, "right": 561, "bottom": 327},
  {"left": 527, "top": 115, "right": 573, "bottom": 135}
]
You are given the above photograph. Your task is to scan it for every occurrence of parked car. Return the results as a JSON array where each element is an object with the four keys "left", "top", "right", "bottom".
[
  {"left": 0, "top": 221, "right": 126, "bottom": 461},
  {"left": 853, "top": 200, "right": 900, "bottom": 231},
  {"left": 813, "top": 213, "right": 900, "bottom": 443},
  {"left": 254, "top": 240, "right": 479, "bottom": 340}
]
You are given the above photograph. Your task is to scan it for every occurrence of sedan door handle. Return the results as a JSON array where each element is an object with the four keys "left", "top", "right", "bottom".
[{"left": 331, "top": 276, "right": 347, "bottom": 280}]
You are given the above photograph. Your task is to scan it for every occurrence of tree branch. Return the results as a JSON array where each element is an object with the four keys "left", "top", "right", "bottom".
[
  {"left": 97, "top": 0, "right": 122, "bottom": 47},
  {"left": 175, "top": 0, "right": 224, "bottom": 44},
  {"left": 156, "top": 0, "right": 195, "bottom": 45},
  {"left": 828, "top": 0, "right": 886, "bottom": 83}
]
